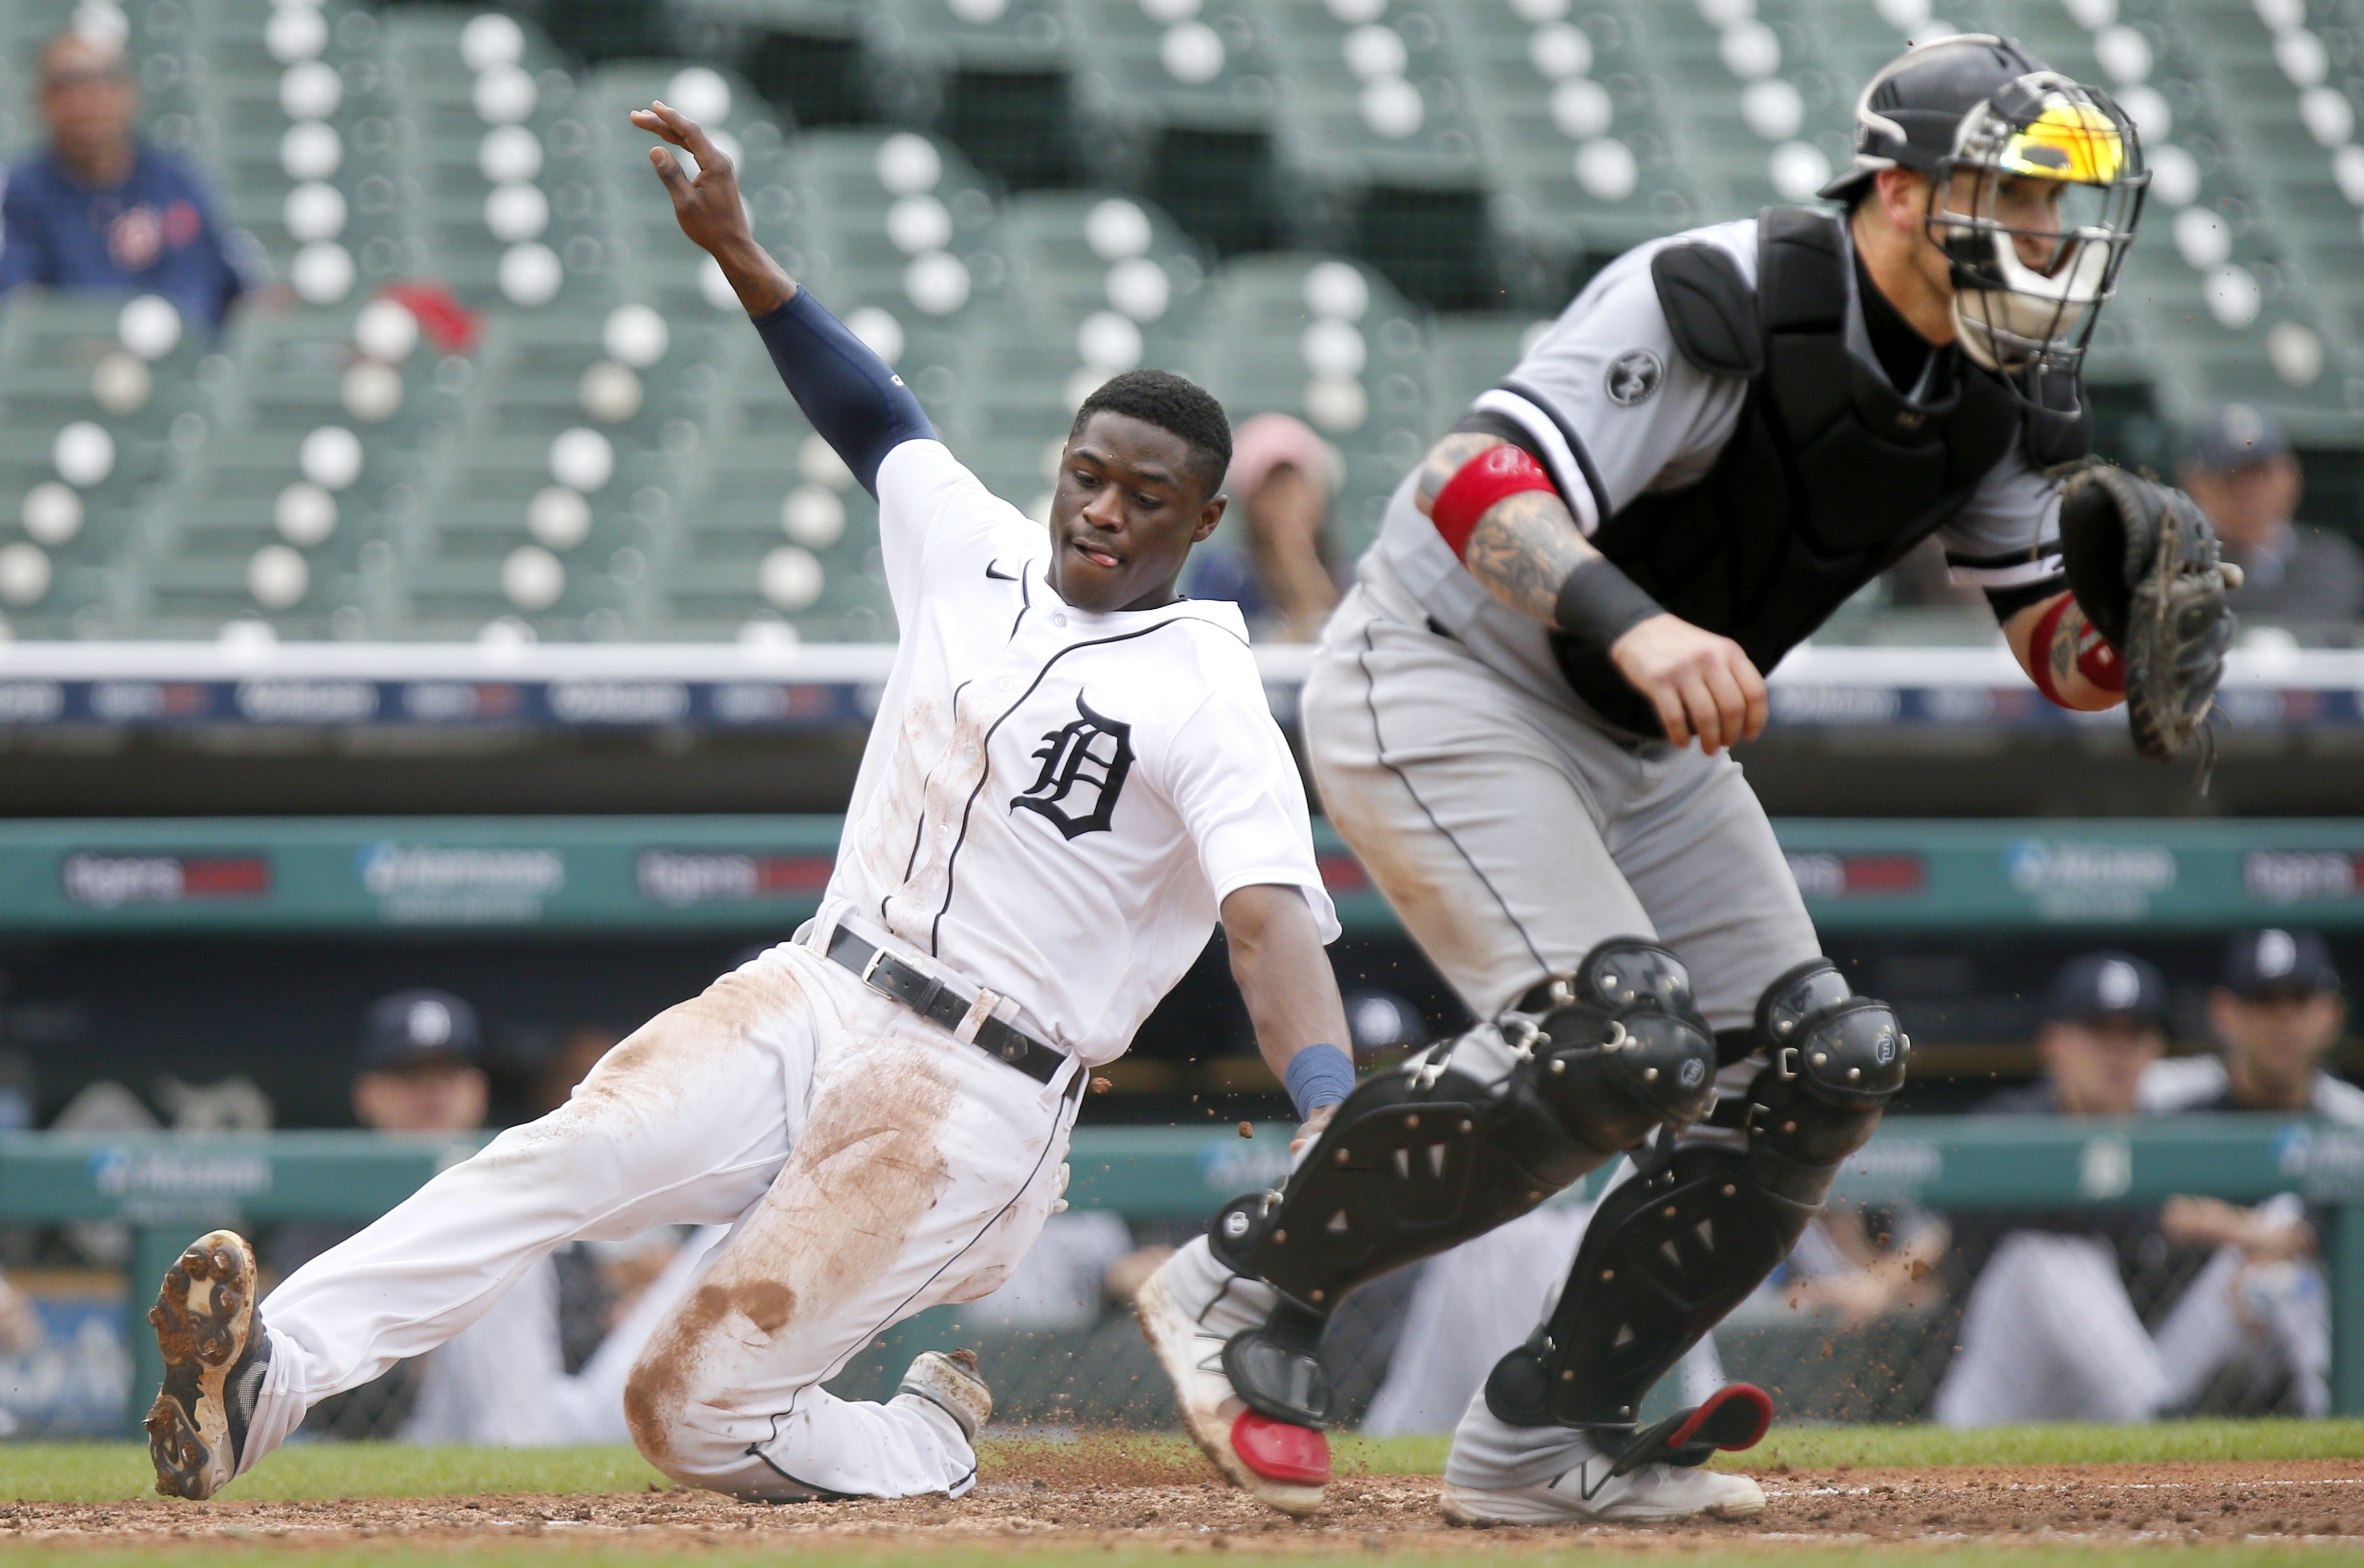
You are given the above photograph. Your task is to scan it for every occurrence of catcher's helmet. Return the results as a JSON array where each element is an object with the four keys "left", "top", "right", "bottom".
[
  {"left": 1826, "top": 35, "right": 2146, "bottom": 393},
  {"left": 1820, "top": 35, "right": 2052, "bottom": 201}
]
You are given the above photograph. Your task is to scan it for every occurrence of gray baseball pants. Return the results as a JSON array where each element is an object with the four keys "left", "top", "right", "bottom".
[
  {"left": 1299, "top": 562, "right": 1826, "bottom": 1486},
  {"left": 1301, "top": 563, "right": 1822, "bottom": 1032}
]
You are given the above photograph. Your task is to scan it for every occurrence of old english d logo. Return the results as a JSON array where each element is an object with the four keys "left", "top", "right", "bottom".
[{"left": 1011, "top": 693, "right": 1134, "bottom": 840}]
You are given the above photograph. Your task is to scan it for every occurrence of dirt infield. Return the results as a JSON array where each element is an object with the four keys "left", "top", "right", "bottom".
[{"left": 5, "top": 1451, "right": 2363, "bottom": 1550}]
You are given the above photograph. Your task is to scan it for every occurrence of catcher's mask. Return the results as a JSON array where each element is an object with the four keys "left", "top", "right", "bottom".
[
  {"left": 1824, "top": 36, "right": 2146, "bottom": 409},
  {"left": 1928, "top": 72, "right": 2145, "bottom": 393}
]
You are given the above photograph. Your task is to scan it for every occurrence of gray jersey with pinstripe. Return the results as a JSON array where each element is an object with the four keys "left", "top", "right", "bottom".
[{"left": 1376, "top": 215, "right": 2065, "bottom": 720}]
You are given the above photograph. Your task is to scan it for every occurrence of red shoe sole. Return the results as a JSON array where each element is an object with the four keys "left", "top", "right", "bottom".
[{"left": 1231, "top": 1411, "right": 1331, "bottom": 1486}]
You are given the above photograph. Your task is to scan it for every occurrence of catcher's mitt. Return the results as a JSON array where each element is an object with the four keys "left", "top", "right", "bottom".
[{"left": 2054, "top": 461, "right": 2240, "bottom": 763}]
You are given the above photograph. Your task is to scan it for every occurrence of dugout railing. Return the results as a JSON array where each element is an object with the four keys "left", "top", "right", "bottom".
[{"left": 2, "top": 1114, "right": 2361, "bottom": 1435}]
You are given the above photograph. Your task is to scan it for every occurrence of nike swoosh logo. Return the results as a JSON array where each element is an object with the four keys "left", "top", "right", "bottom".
[{"left": 985, "top": 562, "right": 1017, "bottom": 581}]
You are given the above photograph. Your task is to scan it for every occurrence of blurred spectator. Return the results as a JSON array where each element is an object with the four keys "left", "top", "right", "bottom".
[
  {"left": 536, "top": 1024, "right": 620, "bottom": 1117},
  {"left": 1935, "top": 952, "right": 2327, "bottom": 1424},
  {"left": 0, "top": 31, "right": 250, "bottom": 333},
  {"left": 347, "top": 989, "right": 489, "bottom": 1135},
  {"left": 2179, "top": 405, "right": 2364, "bottom": 625},
  {"left": 1185, "top": 413, "right": 1344, "bottom": 642},
  {"left": 2142, "top": 928, "right": 2361, "bottom": 1121},
  {"left": 272, "top": 988, "right": 491, "bottom": 1437}
]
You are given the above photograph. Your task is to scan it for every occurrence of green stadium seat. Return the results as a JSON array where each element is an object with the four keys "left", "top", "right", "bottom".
[
  {"left": 1453, "top": 0, "right": 1707, "bottom": 274},
  {"left": 1190, "top": 252, "right": 1431, "bottom": 557},
  {"left": 1260, "top": 0, "right": 1491, "bottom": 190},
  {"left": 1066, "top": 0, "right": 1278, "bottom": 135},
  {"left": 646, "top": 426, "right": 893, "bottom": 639}
]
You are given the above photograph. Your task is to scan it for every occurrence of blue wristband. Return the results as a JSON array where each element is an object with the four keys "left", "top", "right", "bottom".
[{"left": 1283, "top": 1042, "right": 1356, "bottom": 1122}]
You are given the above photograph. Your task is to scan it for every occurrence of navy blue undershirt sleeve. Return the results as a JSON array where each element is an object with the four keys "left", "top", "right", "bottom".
[{"left": 749, "top": 287, "right": 934, "bottom": 496}]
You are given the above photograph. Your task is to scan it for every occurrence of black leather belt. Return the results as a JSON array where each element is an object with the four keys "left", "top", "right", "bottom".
[{"left": 825, "top": 925, "right": 1069, "bottom": 1086}]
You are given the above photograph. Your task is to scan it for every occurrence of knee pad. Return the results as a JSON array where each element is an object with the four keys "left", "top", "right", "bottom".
[
  {"left": 1206, "top": 938, "right": 1716, "bottom": 1426},
  {"left": 1734, "top": 958, "right": 1909, "bottom": 1192},
  {"left": 1483, "top": 959, "right": 1909, "bottom": 1431}
]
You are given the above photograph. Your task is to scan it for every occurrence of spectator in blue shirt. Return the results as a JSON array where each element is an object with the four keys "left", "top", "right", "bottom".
[{"left": 0, "top": 31, "right": 248, "bottom": 332}]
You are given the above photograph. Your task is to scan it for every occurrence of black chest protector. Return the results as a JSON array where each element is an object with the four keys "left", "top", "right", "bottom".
[{"left": 1539, "top": 206, "right": 2090, "bottom": 736}]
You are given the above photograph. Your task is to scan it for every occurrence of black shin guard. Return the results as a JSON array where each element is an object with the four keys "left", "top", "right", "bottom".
[
  {"left": 1485, "top": 960, "right": 1910, "bottom": 1433},
  {"left": 1207, "top": 939, "right": 1718, "bottom": 1426}
]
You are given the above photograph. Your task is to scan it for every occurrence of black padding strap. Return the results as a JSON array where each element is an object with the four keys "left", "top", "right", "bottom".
[
  {"left": 1611, "top": 1383, "right": 1773, "bottom": 1475},
  {"left": 1650, "top": 243, "right": 1764, "bottom": 378},
  {"left": 1483, "top": 1145, "right": 1810, "bottom": 1428}
]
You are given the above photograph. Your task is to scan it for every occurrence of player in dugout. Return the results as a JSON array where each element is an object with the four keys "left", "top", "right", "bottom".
[
  {"left": 136, "top": 97, "right": 1361, "bottom": 1507},
  {"left": 1934, "top": 952, "right": 2330, "bottom": 1423}
]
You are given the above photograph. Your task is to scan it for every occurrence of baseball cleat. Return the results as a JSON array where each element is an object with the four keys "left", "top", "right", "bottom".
[
  {"left": 1133, "top": 1258, "right": 1328, "bottom": 1517},
  {"left": 1441, "top": 1461, "right": 1765, "bottom": 1525},
  {"left": 1442, "top": 1384, "right": 1773, "bottom": 1526},
  {"left": 146, "top": 1229, "right": 270, "bottom": 1501},
  {"left": 898, "top": 1347, "right": 992, "bottom": 1441}
]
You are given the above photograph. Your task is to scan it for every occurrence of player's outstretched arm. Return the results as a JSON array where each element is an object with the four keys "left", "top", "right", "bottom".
[
  {"left": 2000, "top": 589, "right": 2124, "bottom": 712},
  {"left": 1219, "top": 883, "right": 1352, "bottom": 1150},
  {"left": 1414, "top": 431, "right": 1768, "bottom": 754},
  {"left": 632, "top": 100, "right": 931, "bottom": 495},
  {"left": 632, "top": 100, "right": 794, "bottom": 313}
]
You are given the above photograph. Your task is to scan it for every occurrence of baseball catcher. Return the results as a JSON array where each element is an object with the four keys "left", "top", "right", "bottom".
[{"left": 1138, "top": 34, "right": 2232, "bottom": 1524}]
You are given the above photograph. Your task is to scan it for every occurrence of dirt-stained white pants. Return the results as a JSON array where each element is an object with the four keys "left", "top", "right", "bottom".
[{"left": 246, "top": 934, "right": 1083, "bottom": 1499}]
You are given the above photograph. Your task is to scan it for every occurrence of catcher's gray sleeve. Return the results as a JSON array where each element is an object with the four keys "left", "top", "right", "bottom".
[
  {"left": 1936, "top": 433, "right": 2066, "bottom": 611},
  {"left": 1472, "top": 222, "right": 1751, "bottom": 530}
]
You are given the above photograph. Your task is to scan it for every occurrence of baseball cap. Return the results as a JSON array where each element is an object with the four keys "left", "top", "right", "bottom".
[
  {"left": 358, "top": 988, "right": 485, "bottom": 1072},
  {"left": 2187, "top": 403, "right": 2292, "bottom": 475},
  {"left": 2221, "top": 928, "right": 2340, "bottom": 999},
  {"left": 2044, "top": 951, "right": 2167, "bottom": 1027}
]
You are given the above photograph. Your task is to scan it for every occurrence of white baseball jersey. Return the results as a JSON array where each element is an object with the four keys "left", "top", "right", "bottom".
[
  {"left": 821, "top": 438, "right": 1340, "bottom": 1067},
  {"left": 1374, "top": 215, "right": 2064, "bottom": 717}
]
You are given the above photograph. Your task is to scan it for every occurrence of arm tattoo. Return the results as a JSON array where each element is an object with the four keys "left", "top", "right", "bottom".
[
  {"left": 1413, "top": 430, "right": 1597, "bottom": 625},
  {"left": 2048, "top": 600, "right": 2080, "bottom": 691},
  {"left": 1414, "top": 431, "right": 1508, "bottom": 515},
  {"left": 1465, "top": 489, "right": 1599, "bottom": 625}
]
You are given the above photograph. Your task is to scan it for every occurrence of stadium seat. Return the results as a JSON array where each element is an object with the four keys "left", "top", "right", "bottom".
[
  {"left": 1453, "top": 0, "right": 1708, "bottom": 283},
  {"left": 1190, "top": 251, "right": 1431, "bottom": 558},
  {"left": 383, "top": 6, "right": 623, "bottom": 313},
  {"left": 580, "top": 59, "right": 799, "bottom": 316}
]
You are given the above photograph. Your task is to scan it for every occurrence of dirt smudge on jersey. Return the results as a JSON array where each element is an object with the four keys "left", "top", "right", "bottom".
[
  {"left": 882, "top": 691, "right": 996, "bottom": 949},
  {"left": 849, "top": 696, "right": 945, "bottom": 895},
  {"left": 625, "top": 1040, "right": 958, "bottom": 1470}
]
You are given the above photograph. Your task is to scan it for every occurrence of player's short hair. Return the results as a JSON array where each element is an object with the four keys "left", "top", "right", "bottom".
[{"left": 1069, "top": 369, "right": 1232, "bottom": 503}]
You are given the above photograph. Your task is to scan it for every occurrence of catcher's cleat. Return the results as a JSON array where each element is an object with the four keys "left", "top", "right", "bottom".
[
  {"left": 1133, "top": 1257, "right": 1328, "bottom": 1517},
  {"left": 898, "top": 1348, "right": 992, "bottom": 1441},
  {"left": 146, "top": 1229, "right": 270, "bottom": 1501},
  {"left": 1442, "top": 1385, "right": 1772, "bottom": 1527}
]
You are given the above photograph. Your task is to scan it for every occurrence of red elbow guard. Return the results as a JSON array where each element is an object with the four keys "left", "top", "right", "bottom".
[
  {"left": 2030, "top": 593, "right": 2125, "bottom": 707},
  {"left": 1431, "top": 444, "right": 1557, "bottom": 558}
]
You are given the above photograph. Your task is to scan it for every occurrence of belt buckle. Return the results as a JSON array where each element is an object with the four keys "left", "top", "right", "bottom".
[{"left": 860, "top": 945, "right": 889, "bottom": 987}]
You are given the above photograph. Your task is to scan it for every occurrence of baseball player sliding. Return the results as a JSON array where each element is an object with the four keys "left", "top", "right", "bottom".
[
  {"left": 141, "top": 100, "right": 1362, "bottom": 1505},
  {"left": 1140, "top": 35, "right": 2236, "bottom": 1524}
]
